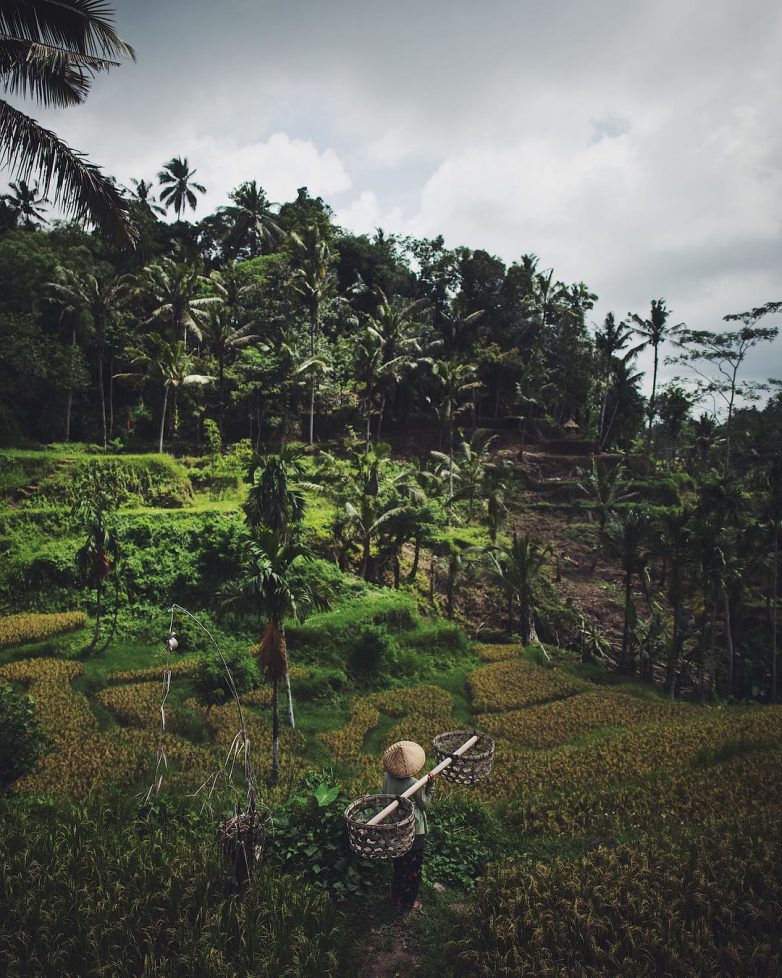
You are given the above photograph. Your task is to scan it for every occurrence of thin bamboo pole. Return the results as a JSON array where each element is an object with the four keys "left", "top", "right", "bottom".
[{"left": 367, "top": 734, "right": 479, "bottom": 826}]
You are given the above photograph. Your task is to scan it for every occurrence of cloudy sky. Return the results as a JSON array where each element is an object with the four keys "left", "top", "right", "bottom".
[{"left": 15, "top": 0, "right": 782, "bottom": 388}]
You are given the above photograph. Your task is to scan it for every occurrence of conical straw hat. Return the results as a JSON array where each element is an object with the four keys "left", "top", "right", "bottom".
[{"left": 383, "top": 740, "right": 425, "bottom": 778}]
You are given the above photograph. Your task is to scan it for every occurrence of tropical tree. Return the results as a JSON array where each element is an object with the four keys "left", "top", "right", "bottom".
[
  {"left": 1, "top": 179, "right": 48, "bottom": 228},
  {"left": 629, "top": 299, "right": 683, "bottom": 461},
  {"left": 594, "top": 312, "right": 637, "bottom": 444},
  {"left": 221, "top": 180, "right": 280, "bottom": 258},
  {"left": 47, "top": 267, "right": 127, "bottom": 448},
  {"left": 435, "top": 428, "right": 497, "bottom": 520},
  {"left": 202, "top": 301, "right": 258, "bottom": 438},
  {"left": 125, "top": 340, "right": 213, "bottom": 453},
  {"left": 244, "top": 446, "right": 310, "bottom": 540},
  {"left": 485, "top": 474, "right": 508, "bottom": 544},
  {"left": 158, "top": 156, "right": 206, "bottom": 218},
  {"left": 486, "top": 532, "right": 551, "bottom": 643},
  {"left": 221, "top": 530, "right": 328, "bottom": 783},
  {"left": 289, "top": 226, "right": 335, "bottom": 444},
  {"left": 136, "top": 255, "right": 220, "bottom": 346},
  {"left": 657, "top": 506, "right": 694, "bottom": 698},
  {"left": 429, "top": 360, "right": 481, "bottom": 509},
  {"left": 675, "top": 305, "right": 779, "bottom": 471},
  {"left": 602, "top": 508, "right": 651, "bottom": 672},
  {"left": 0, "top": 0, "right": 136, "bottom": 242},
  {"left": 75, "top": 482, "right": 120, "bottom": 655},
  {"left": 761, "top": 459, "right": 782, "bottom": 703},
  {"left": 128, "top": 177, "right": 164, "bottom": 216},
  {"left": 366, "top": 289, "right": 426, "bottom": 439}
]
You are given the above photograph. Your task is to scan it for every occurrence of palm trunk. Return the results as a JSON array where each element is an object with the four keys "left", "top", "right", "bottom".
[
  {"left": 308, "top": 375, "right": 316, "bottom": 445},
  {"left": 158, "top": 384, "right": 170, "bottom": 453},
  {"left": 408, "top": 534, "right": 421, "bottom": 582},
  {"left": 665, "top": 600, "right": 682, "bottom": 699},
  {"left": 284, "top": 665, "right": 295, "bottom": 729},
  {"left": 360, "top": 536, "right": 371, "bottom": 580},
  {"left": 108, "top": 354, "right": 115, "bottom": 440},
  {"left": 97, "top": 348, "right": 107, "bottom": 449},
  {"left": 377, "top": 393, "right": 386, "bottom": 439},
  {"left": 65, "top": 327, "right": 76, "bottom": 442},
  {"left": 621, "top": 571, "right": 633, "bottom": 670},
  {"left": 520, "top": 592, "right": 531, "bottom": 645},
  {"left": 646, "top": 346, "right": 658, "bottom": 467},
  {"left": 271, "top": 675, "right": 280, "bottom": 784},
  {"left": 218, "top": 359, "right": 225, "bottom": 440},
  {"left": 86, "top": 576, "right": 103, "bottom": 653},
  {"left": 724, "top": 588, "right": 735, "bottom": 697},
  {"left": 772, "top": 533, "right": 778, "bottom": 703}
]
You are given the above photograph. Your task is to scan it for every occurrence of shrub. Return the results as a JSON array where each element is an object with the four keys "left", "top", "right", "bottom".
[
  {"left": 268, "top": 773, "right": 383, "bottom": 899},
  {"left": 0, "top": 683, "right": 43, "bottom": 790},
  {"left": 347, "top": 624, "right": 397, "bottom": 683},
  {"left": 0, "top": 611, "right": 87, "bottom": 648},
  {"left": 193, "top": 647, "right": 260, "bottom": 707}
]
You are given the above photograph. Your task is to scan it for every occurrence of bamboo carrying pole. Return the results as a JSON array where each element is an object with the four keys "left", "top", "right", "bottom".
[{"left": 367, "top": 734, "right": 479, "bottom": 826}]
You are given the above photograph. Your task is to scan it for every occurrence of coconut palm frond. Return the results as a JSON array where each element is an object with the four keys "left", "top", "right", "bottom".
[
  {"left": 0, "top": 98, "right": 137, "bottom": 243},
  {"left": 0, "top": 0, "right": 136, "bottom": 62}
]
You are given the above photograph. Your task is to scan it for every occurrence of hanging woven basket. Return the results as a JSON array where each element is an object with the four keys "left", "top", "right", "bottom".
[
  {"left": 344, "top": 793, "right": 415, "bottom": 859},
  {"left": 217, "top": 809, "right": 266, "bottom": 886},
  {"left": 432, "top": 729, "right": 494, "bottom": 785}
]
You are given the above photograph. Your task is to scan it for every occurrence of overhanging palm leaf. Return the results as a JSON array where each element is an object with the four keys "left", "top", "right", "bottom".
[
  {"left": 0, "top": 0, "right": 137, "bottom": 243},
  {"left": 0, "top": 100, "right": 135, "bottom": 241}
]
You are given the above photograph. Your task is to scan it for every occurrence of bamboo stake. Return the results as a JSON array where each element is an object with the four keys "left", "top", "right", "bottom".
[{"left": 367, "top": 734, "right": 479, "bottom": 825}]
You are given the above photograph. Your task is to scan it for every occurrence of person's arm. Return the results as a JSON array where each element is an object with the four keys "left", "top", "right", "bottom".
[{"left": 414, "top": 773, "right": 435, "bottom": 810}]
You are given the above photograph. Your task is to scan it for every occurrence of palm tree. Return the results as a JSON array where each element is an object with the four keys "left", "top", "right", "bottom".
[
  {"left": 629, "top": 299, "right": 684, "bottom": 460},
  {"left": 222, "top": 180, "right": 280, "bottom": 257},
  {"left": 762, "top": 460, "right": 782, "bottom": 703},
  {"left": 158, "top": 156, "right": 206, "bottom": 218},
  {"left": 1, "top": 179, "right": 49, "bottom": 228},
  {"left": 244, "top": 446, "right": 310, "bottom": 539},
  {"left": 289, "top": 225, "right": 334, "bottom": 444},
  {"left": 221, "top": 531, "right": 328, "bottom": 784},
  {"left": 47, "top": 267, "right": 127, "bottom": 448},
  {"left": 595, "top": 312, "right": 636, "bottom": 445},
  {"left": 485, "top": 474, "right": 508, "bottom": 544},
  {"left": 202, "top": 302, "right": 258, "bottom": 438},
  {"left": 0, "top": 0, "right": 136, "bottom": 242},
  {"left": 367, "top": 289, "right": 426, "bottom": 439},
  {"left": 75, "top": 485, "right": 119, "bottom": 656},
  {"left": 126, "top": 340, "right": 213, "bottom": 453},
  {"left": 429, "top": 360, "right": 481, "bottom": 511},
  {"left": 128, "top": 178, "right": 165, "bottom": 216},
  {"left": 456, "top": 429, "right": 498, "bottom": 520},
  {"left": 657, "top": 506, "right": 694, "bottom": 698},
  {"left": 603, "top": 508, "right": 651, "bottom": 672},
  {"left": 486, "top": 532, "right": 551, "bottom": 643},
  {"left": 137, "top": 256, "right": 220, "bottom": 346}
]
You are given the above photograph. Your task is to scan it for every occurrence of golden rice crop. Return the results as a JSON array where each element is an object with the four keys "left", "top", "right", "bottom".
[
  {"left": 469, "top": 658, "right": 587, "bottom": 712},
  {"left": 476, "top": 643, "right": 521, "bottom": 662},
  {"left": 97, "top": 682, "right": 190, "bottom": 735},
  {"left": 475, "top": 706, "right": 782, "bottom": 803},
  {"left": 0, "top": 611, "right": 87, "bottom": 649},
  {"left": 0, "top": 658, "right": 141, "bottom": 797},
  {"left": 105, "top": 657, "right": 200, "bottom": 684},
  {"left": 510, "top": 747, "right": 782, "bottom": 837},
  {"left": 477, "top": 689, "right": 686, "bottom": 748},
  {"left": 451, "top": 816, "right": 782, "bottom": 978}
]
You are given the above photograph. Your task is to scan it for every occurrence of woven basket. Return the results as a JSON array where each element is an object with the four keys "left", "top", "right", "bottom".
[
  {"left": 432, "top": 729, "right": 494, "bottom": 785},
  {"left": 344, "top": 793, "right": 415, "bottom": 859},
  {"left": 217, "top": 809, "right": 266, "bottom": 886}
]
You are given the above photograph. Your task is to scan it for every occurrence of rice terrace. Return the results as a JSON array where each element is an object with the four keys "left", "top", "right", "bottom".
[{"left": 1, "top": 2, "right": 781, "bottom": 976}]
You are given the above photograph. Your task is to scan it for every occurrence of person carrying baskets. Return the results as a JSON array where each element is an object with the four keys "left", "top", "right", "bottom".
[{"left": 381, "top": 740, "right": 434, "bottom": 912}]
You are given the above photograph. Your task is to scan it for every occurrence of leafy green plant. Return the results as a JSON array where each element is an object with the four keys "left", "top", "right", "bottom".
[
  {"left": 268, "top": 773, "right": 383, "bottom": 899},
  {"left": 0, "top": 682, "right": 43, "bottom": 790},
  {"left": 193, "top": 646, "right": 260, "bottom": 707}
]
